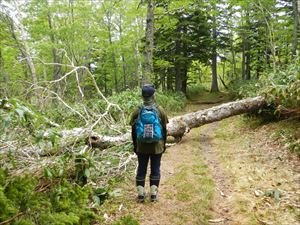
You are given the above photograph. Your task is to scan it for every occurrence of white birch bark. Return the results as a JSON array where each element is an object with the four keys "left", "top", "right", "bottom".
[{"left": 62, "top": 96, "right": 266, "bottom": 149}]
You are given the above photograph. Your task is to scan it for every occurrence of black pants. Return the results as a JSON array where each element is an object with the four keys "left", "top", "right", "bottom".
[{"left": 136, "top": 153, "right": 162, "bottom": 187}]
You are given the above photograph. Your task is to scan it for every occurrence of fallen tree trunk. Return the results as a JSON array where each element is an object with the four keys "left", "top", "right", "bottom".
[
  {"left": 82, "top": 96, "right": 266, "bottom": 148},
  {"left": 168, "top": 96, "right": 266, "bottom": 138},
  {"left": 4, "top": 96, "right": 266, "bottom": 156}
]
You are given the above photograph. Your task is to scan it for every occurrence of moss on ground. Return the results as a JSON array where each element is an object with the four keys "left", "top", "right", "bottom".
[{"left": 0, "top": 172, "right": 98, "bottom": 224}]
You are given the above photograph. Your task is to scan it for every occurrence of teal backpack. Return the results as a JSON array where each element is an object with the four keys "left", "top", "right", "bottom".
[{"left": 135, "top": 105, "right": 163, "bottom": 143}]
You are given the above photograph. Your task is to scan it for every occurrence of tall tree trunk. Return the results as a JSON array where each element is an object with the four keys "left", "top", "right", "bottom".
[
  {"left": 262, "top": 13, "right": 276, "bottom": 70},
  {"left": 222, "top": 61, "right": 226, "bottom": 80},
  {"left": 143, "top": 0, "right": 154, "bottom": 84},
  {"left": 3, "top": 5, "right": 38, "bottom": 87},
  {"left": 285, "top": 35, "right": 289, "bottom": 64},
  {"left": 181, "top": 66, "right": 188, "bottom": 94},
  {"left": 256, "top": 53, "right": 261, "bottom": 79},
  {"left": 211, "top": 22, "right": 219, "bottom": 92},
  {"left": 167, "top": 68, "right": 173, "bottom": 90},
  {"left": 174, "top": 35, "right": 181, "bottom": 92},
  {"left": 0, "top": 49, "right": 8, "bottom": 83},
  {"left": 118, "top": 14, "right": 127, "bottom": 90},
  {"left": 265, "top": 46, "right": 271, "bottom": 68},
  {"left": 121, "top": 54, "right": 126, "bottom": 90},
  {"left": 242, "top": 37, "right": 246, "bottom": 80},
  {"left": 134, "top": 40, "right": 142, "bottom": 88},
  {"left": 244, "top": 12, "right": 251, "bottom": 80},
  {"left": 0, "top": 49, "right": 9, "bottom": 96},
  {"left": 106, "top": 13, "right": 118, "bottom": 93},
  {"left": 160, "top": 70, "right": 166, "bottom": 91},
  {"left": 9, "top": 21, "right": 38, "bottom": 89},
  {"left": 46, "top": 6, "right": 62, "bottom": 89},
  {"left": 0, "top": 2, "right": 40, "bottom": 102},
  {"left": 292, "top": 0, "right": 299, "bottom": 56},
  {"left": 230, "top": 31, "right": 237, "bottom": 79},
  {"left": 175, "top": 62, "right": 182, "bottom": 92},
  {"left": 245, "top": 40, "right": 251, "bottom": 80}
]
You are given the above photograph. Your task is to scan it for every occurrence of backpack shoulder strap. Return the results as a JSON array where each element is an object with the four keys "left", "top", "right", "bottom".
[
  {"left": 137, "top": 104, "right": 144, "bottom": 120},
  {"left": 153, "top": 104, "right": 162, "bottom": 117},
  {"left": 138, "top": 104, "right": 144, "bottom": 111},
  {"left": 145, "top": 104, "right": 159, "bottom": 116},
  {"left": 149, "top": 104, "right": 162, "bottom": 123}
]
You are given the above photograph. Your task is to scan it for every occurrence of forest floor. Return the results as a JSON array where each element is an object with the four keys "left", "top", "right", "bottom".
[{"left": 100, "top": 92, "right": 300, "bottom": 225}]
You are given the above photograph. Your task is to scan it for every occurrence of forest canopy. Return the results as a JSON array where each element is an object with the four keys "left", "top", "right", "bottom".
[{"left": 0, "top": 0, "right": 299, "bottom": 98}]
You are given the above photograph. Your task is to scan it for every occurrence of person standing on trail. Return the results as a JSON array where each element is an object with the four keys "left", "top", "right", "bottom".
[{"left": 130, "top": 84, "right": 168, "bottom": 202}]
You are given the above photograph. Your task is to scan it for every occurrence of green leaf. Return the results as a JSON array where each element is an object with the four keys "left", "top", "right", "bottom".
[
  {"left": 92, "top": 195, "right": 101, "bottom": 205},
  {"left": 58, "top": 169, "right": 64, "bottom": 177},
  {"left": 15, "top": 108, "right": 24, "bottom": 118},
  {"left": 3, "top": 116, "right": 11, "bottom": 128},
  {"left": 44, "top": 168, "right": 53, "bottom": 179},
  {"left": 84, "top": 168, "right": 90, "bottom": 178}
]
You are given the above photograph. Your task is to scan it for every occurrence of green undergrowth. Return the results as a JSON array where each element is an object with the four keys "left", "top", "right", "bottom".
[
  {"left": 109, "top": 88, "right": 186, "bottom": 117},
  {"left": 0, "top": 143, "right": 140, "bottom": 224},
  {"left": 112, "top": 215, "right": 139, "bottom": 225},
  {"left": 0, "top": 169, "right": 97, "bottom": 224},
  {"left": 186, "top": 83, "right": 208, "bottom": 98},
  {"left": 42, "top": 88, "right": 186, "bottom": 128},
  {"left": 186, "top": 84, "right": 231, "bottom": 103},
  {"left": 0, "top": 89, "right": 186, "bottom": 149},
  {"left": 228, "top": 63, "right": 300, "bottom": 115},
  {"left": 0, "top": 89, "right": 186, "bottom": 142}
]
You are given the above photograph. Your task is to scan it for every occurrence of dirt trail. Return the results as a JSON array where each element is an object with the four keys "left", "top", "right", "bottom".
[
  {"left": 115, "top": 96, "right": 300, "bottom": 225},
  {"left": 199, "top": 123, "right": 233, "bottom": 224},
  {"left": 129, "top": 99, "right": 234, "bottom": 225},
  {"left": 136, "top": 122, "right": 234, "bottom": 225}
]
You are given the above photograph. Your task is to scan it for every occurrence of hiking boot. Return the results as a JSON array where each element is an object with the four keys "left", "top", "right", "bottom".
[
  {"left": 150, "top": 185, "right": 158, "bottom": 202},
  {"left": 137, "top": 185, "right": 146, "bottom": 203}
]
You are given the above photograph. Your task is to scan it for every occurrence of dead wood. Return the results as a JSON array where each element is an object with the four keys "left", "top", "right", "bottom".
[{"left": 79, "top": 96, "right": 266, "bottom": 148}]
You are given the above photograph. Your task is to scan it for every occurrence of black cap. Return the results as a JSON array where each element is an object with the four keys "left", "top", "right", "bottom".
[{"left": 142, "top": 84, "right": 155, "bottom": 97}]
